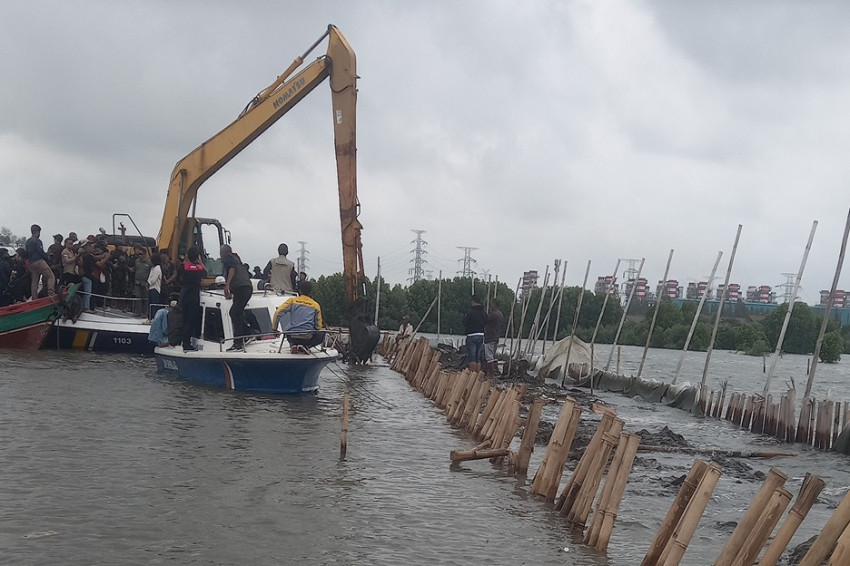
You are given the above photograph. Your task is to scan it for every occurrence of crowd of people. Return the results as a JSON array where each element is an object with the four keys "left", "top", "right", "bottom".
[
  {"left": 2, "top": 228, "right": 328, "bottom": 355},
  {"left": 0, "top": 225, "right": 180, "bottom": 316}
]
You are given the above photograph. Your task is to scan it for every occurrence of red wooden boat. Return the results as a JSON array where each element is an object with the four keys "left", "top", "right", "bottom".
[{"left": 0, "top": 296, "right": 60, "bottom": 350}]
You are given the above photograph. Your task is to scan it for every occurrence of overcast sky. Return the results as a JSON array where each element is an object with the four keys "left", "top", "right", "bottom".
[{"left": 2, "top": 1, "right": 850, "bottom": 303}]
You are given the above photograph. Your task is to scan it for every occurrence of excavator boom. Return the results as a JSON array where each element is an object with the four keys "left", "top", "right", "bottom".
[{"left": 156, "top": 24, "right": 378, "bottom": 361}]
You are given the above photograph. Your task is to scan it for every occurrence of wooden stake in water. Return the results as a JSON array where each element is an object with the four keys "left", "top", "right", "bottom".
[
  {"left": 606, "top": 257, "right": 644, "bottom": 372},
  {"left": 672, "top": 251, "right": 722, "bottom": 384},
  {"left": 340, "top": 392, "right": 349, "bottom": 460},
  {"left": 437, "top": 270, "right": 442, "bottom": 341},
  {"left": 561, "top": 260, "right": 591, "bottom": 387},
  {"left": 639, "top": 249, "right": 673, "bottom": 378},
  {"left": 763, "top": 220, "right": 817, "bottom": 397},
  {"left": 803, "top": 208, "right": 850, "bottom": 403},
  {"left": 590, "top": 259, "right": 620, "bottom": 360},
  {"left": 373, "top": 257, "right": 381, "bottom": 325},
  {"left": 757, "top": 473, "right": 825, "bottom": 566},
  {"left": 701, "top": 224, "right": 743, "bottom": 396},
  {"left": 551, "top": 259, "right": 567, "bottom": 347}
]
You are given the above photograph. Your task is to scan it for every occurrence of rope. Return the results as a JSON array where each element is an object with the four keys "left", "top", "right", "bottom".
[{"left": 324, "top": 361, "right": 396, "bottom": 410}]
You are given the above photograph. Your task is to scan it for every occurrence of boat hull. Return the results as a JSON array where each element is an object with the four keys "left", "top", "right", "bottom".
[
  {"left": 48, "top": 324, "right": 154, "bottom": 354},
  {"left": 0, "top": 321, "right": 53, "bottom": 350},
  {"left": 0, "top": 296, "right": 58, "bottom": 350},
  {"left": 47, "top": 309, "right": 155, "bottom": 354},
  {"left": 154, "top": 349, "right": 336, "bottom": 394}
]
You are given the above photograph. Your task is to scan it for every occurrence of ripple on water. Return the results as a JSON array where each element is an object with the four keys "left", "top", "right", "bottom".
[{"left": 2, "top": 349, "right": 850, "bottom": 564}]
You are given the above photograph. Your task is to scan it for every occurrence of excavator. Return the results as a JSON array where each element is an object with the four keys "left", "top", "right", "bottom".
[{"left": 154, "top": 24, "right": 379, "bottom": 362}]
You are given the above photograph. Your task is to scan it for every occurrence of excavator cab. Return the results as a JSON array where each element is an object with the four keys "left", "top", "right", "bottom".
[{"left": 180, "top": 217, "right": 229, "bottom": 280}]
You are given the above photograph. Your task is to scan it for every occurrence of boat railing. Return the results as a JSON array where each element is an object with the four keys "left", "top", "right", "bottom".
[
  {"left": 214, "top": 330, "right": 331, "bottom": 354},
  {"left": 76, "top": 289, "right": 168, "bottom": 320}
]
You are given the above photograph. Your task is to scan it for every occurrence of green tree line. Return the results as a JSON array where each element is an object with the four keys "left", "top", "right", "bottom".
[{"left": 313, "top": 275, "right": 849, "bottom": 363}]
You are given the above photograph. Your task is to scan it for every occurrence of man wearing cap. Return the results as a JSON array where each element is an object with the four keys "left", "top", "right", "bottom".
[{"left": 25, "top": 224, "right": 55, "bottom": 297}]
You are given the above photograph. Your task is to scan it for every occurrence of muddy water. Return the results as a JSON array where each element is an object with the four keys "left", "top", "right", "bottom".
[{"left": 1, "top": 346, "right": 848, "bottom": 565}]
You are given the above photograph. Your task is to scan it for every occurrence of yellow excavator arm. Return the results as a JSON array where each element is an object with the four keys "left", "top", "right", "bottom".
[{"left": 156, "top": 24, "right": 377, "bottom": 361}]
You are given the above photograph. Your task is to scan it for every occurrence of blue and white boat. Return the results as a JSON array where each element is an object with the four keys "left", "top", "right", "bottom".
[{"left": 154, "top": 286, "right": 338, "bottom": 394}]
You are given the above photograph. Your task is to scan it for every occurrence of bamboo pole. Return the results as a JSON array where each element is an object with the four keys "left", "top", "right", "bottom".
[
  {"left": 763, "top": 220, "right": 818, "bottom": 397},
  {"left": 474, "top": 388, "right": 502, "bottom": 439},
  {"left": 466, "top": 383, "right": 491, "bottom": 433},
  {"left": 798, "top": 487, "right": 850, "bottom": 566},
  {"left": 525, "top": 266, "right": 550, "bottom": 356},
  {"left": 514, "top": 278, "right": 532, "bottom": 361},
  {"left": 495, "top": 399, "right": 523, "bottom": 452},
  {"left": 657, "top": 462, "right": 723, "bottom": 566},
  {"left": 480, "top": 387, "right": 511, "bottom": 442},
  {"left": 561, "top": 260, "right": 592, "bottom": 387},
  {"left": 410, "top": 295, "right": 438, "bottom": 340},
  {"left": 606, "top": 257, "right": 644, "bottom": 371},
  {"left": 505, "top": 277, "right": 521, "bottom": 376},
  {"left": 436, "top": 270, "right": 441, "bottom": 340},
  {"left": 639, "top": 249, "right": 674, "bottom": 378},
  {"left": 803, "top": 208, "right": 850, "bottom": 405},
  {"left": 757, "top": 473, "right": 825, "bottom": 566},
  {"left": 515, "top": 399, "right": 543, "bottom": 475},
  {"left": 432, "top": 370, "right": 451, "bottom": 405},
  {"left": 540, "top": 261, "right": 561, "bottom": 355},
  {"left": 641, "top": 460, "right": 709, "bottom": 566},
  {"left": 551, "top": 260, "right": 567, "bottom": 348},
  {"left": 450, "top": 447, "right": 511, "bottom": 462},
  {"left": 636, "top": 446, "right": 797, "bottom": 458},
  {"left": 556, "top": 413, "right": 617, "bottom": 513},
  {"left": 829, "top": 523, "right": 850, "bottom": 566},
  {"left": 700, "top": 224, "right": 743, "bottom": 402},
  {"left": 714, "top": 468, "right": 788, "bottom": 566},
  {"left": 590, "top": 259, "right": 620, "bottom": 362},
  {"left": 460, "top": 378, "right": 486, "bottom": 429},
  {"left": 567, "top": 425, "right": 623, "bottom": 528},
  {"left": 589, "top": 432, "right": 641, "bottom": 551},
  {"left": 672, "top": 251, "right": 722, "bottom": 384},
  {"left": 731, "top": 487, "right": 793, "bottom": 566},
  {"left": 531, "top": 398, "right": 580, "bottom": 500},
  {"left": 422, "top": 361, "right": 442, "bottom": 398},
  {"left": 340, "top": 392, "right": 349, "bottom": 459}
]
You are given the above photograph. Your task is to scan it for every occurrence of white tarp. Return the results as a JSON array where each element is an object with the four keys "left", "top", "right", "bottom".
[{"left": 536, "top": 335, "right": 596, "bottom": 380}]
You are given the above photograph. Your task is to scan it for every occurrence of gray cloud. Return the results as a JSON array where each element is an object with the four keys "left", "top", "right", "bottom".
[{"left": 2, "top": 1, "right": 850, "bottom": 303}]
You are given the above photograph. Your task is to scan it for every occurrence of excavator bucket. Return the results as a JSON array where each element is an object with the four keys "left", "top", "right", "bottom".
[{"left": 348, "top": 306, "right": 379, "bottom": 363}]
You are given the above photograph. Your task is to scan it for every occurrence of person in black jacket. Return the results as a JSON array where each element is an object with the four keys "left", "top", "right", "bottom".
[{"left": 463, "top": 294, "right": 487, "bottom": 372}]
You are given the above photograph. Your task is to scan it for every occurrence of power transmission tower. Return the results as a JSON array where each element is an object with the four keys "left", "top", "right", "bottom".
[
  {"left": 777, "top": 272, "right": 797, "bottom": 303},
  {"left": 457, "top": 246, "right": 478, "bottom": 278},
  {"left": 408, "top": 230, "right": 428, "bottom": 283},
  {"left": 622, "top": 258, "right": 641, "bottom": 282},
  {"left": 296, "top": 241, "right": 309, "bottom": 275}
]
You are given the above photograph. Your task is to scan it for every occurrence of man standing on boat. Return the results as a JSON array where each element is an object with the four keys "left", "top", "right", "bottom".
[
  {"left": 179, "top": 247, "right": 205, "bottom": 352},
  {"left": 272, "top": 281, "right": 325, "bottom": 354},
  {"left": 262, "top": 243, "right": 296, "bottom": 294},
  {"left": 221, "top": 244, "right": 253, "bottom": 351},
  {"left": 25, "top": 224, "right": 55, "bottom": 298}
]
